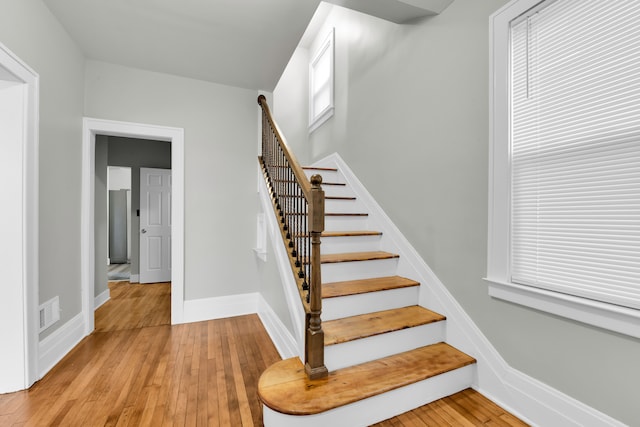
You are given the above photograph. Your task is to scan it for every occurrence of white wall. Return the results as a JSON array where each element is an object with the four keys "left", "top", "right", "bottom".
[
  {"left": 273, "top": 47, "right": 311, "bottom": 164},
  {"left": 273, "top": 1, "right": 640, "bottom": 425},
  {"left": 84, "top": 61, "right": 260, "bottom": 300},
  {"left": 108, "top": 167, "right": 131, "bottom": 190},
  {"left": 0, "top": 0, "right": 86, "bottom": 340}
]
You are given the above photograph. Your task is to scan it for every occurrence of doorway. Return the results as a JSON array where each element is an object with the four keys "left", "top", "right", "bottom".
[
  {"left": 0, "top": 43, "right": 39, "bottom": 392},
  {"left": 82, "top": 118, "right": 185, "bottom": 334}
]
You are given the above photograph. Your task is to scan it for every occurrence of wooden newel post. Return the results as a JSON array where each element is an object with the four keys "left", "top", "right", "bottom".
[{"left": 305, "top": 174, "right": 328, "bottom": 380}]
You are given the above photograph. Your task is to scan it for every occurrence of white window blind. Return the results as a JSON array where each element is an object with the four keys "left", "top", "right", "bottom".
[{"left": 510, "top": 0, "right": 640, "bottom": 310}]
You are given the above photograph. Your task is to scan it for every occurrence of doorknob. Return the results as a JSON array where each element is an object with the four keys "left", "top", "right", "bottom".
[{"left": 141, "top": 229, "right": 147, "bottom": 234}]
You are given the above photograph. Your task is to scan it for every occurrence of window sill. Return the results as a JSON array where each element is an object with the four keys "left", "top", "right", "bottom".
[
  {"left": 484, "top": 278, "right": 640, "bottom": 339},
  {"left": 309, "top": 106, "right": 334, "bottom": 134}
]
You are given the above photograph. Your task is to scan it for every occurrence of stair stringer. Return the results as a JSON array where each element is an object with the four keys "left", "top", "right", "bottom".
[
  {"left": 309, "top": 153, "right": 625, "bottom": 427},
  {"left": 256, "top": 163, "right": 305, "bottom": 361}
]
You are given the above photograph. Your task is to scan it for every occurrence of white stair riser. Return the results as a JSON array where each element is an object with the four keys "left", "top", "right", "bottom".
[
  {"left": 322, "top": 287, "right": 419, "bottom": 321},
  {"left": 321, "top": 235, "right": 382, "bottom": 254},
  {"left": 324, "top": 215, "right": 369, "bottom": 231},
  {"left": 263, "top": 364, "right": 476, "bottom": 427},
  {"left": 325, "top": 199, "right": 363, "bottom": 213},
  {"left": 320, "top": 185, "right": 354, "bottom": 198},
  {"left": 325, "top": 322, "right": 445, "bottom": 371},
  {"left": 321, "top": 258, "right": 398, "bottom": 283}
]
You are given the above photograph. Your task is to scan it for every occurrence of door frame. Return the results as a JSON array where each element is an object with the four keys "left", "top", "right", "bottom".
[
  {"left": 0, "top": 42, "right": 39, "bottom": 392},
  {"left": 81, "top": 118, "right": 185, "bottom": 330}
]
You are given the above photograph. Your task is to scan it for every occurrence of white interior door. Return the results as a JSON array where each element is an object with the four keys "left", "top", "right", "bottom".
[{"left": 139, "top": 167, "right": 171, "bottom": 283}]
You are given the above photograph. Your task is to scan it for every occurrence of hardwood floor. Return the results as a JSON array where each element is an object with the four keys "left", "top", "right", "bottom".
[
  {"left": 95, "top": 281, "right": 171, "bottom": 332},
  {"left": 0, "top": 282, "right": 528, "bottom": 426},
  {"left": 0, "top": 283, "right": 281, "bottom": 426},
  {"left": 372, "top": 388, "right": 529, "bottom": 426}
]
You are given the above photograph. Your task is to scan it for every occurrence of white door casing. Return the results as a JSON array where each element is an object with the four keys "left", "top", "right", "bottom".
[
  {"left": 0, "top": 42, "right": 39, "bottom": 392},
  {"left": 82, "top": 118, "right": 185, "bottom": 331},
  {"left": 139, "top": 168, "right": 172, "bottom": 283}
]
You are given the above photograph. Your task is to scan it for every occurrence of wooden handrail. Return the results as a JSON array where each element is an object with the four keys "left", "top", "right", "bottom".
[
  {"left": 257, "top": 95, "right": 328, "bottom": 380},
  {"left": 258, "top": 95, "right": 312, "bottom": 198}
]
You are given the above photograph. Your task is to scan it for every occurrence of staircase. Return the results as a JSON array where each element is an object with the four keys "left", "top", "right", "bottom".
[{"left": 259, "top": 165, "right": 477, "bottom": 427}]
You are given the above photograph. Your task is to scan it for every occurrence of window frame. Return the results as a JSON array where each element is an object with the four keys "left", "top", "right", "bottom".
[
  {"left": 309, "top": 28, "right": 335, "bottom": 133},
  {"left": 486, "top": 0, "right": 640, "bottom": 338}
]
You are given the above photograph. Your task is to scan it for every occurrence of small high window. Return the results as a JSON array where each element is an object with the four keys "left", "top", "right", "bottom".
[{"left": 309, "top": 28, "right": 334, "bottom": 132}]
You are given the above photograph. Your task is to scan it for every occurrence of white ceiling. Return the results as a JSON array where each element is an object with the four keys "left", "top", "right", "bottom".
[{"left": 42, "top": 0, "right": 322, "bottom": 91}]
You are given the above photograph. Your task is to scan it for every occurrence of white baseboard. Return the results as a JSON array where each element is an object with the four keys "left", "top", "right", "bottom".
[
  {"left": 38, "top": 313, "right": 85, "bottom": 379},
  {"left": 129, "top": 274, "right": 139, "bottom": 283},
  {"left": 480, "top": 366, "right": 627, "bottom": 427},
  {"left": 94, "top": 288, "right": 110, "bottom": 310},
  {"left": 257, "top": 296, "right": 298, "bottom": 359},
  {"left": 312, "top": 153, "right": 625, "bottom": 427},
  {"left": 182, "top": 293, "right": 260, "bottom": 324}
]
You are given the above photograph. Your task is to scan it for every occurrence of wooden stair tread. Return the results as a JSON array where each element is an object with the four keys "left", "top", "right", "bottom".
[
  {"left": 325, "top": 196, "right": 356, "bottom": 200},
  {"left": 296, "top": 230, "right": 379, "bottom": 239},
  {"left": 258, "top": 343, "right": 476, "bottom": 416},
  {"left": 321, "top": 230, "right": 381, "bottom": 237},
  {"left": 320, "top": 251, "right": 398, "bottom": 264},
  {"left": 323, "top": 305, "right": 445, "bottom": 345},
  {"left": 323, "top": 276, "right": 418, "bottom": 298},
  {"left": 281, "top": 195, "right": 356, "bottom": 200},
  {"left": 273, "top": 179, "right": 344, "bottom": 186},
  {"left": 287, "top": 212, "right": 368, "bottom": 217},
  {"left": 303, "top": 166, "right": 338, "bottom": 171}
]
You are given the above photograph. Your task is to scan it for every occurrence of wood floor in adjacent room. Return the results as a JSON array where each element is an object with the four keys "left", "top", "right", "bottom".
[{"left": 0, "top": 281, "right": 528, "bottom": 426}]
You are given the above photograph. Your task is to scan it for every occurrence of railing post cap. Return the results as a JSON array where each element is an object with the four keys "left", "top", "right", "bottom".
[{"left": 311, "top": 174, "right": 323, "bottom": 186}]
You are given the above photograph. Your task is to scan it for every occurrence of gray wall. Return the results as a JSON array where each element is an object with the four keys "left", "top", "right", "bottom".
[
  {"left": 273, "top": 1, "right": 640, "bottom": 425},
  {"left": 0, "top": 0, "right": 85, "bottom": 339},
  {"left": 106, "top": 136, "right": 171, "bottom": 277},
  {"left": 85, "top": 60, "right": 260, "bottom": 300},
  {"left": 94, "top": 136, "right": 109, "bottom": 299}
]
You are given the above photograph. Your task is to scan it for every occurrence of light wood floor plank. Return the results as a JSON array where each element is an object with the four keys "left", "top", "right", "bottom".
[
  {"left": 371, "top": 389, "right": 530, "bottom": 427},
  {"left": 225, "top": 320, "right": 254, "bottom": 427},
  {"left": 0, "top": 283, "right": 280, "bottom": 426}
]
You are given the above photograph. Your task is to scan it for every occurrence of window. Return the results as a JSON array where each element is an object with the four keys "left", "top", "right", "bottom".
[
  {"left": 309, "top": 28, "right": 334, "bottom": 132},
  {"left": 487, "top": 0, "right": 640, "bottom": 338}
]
